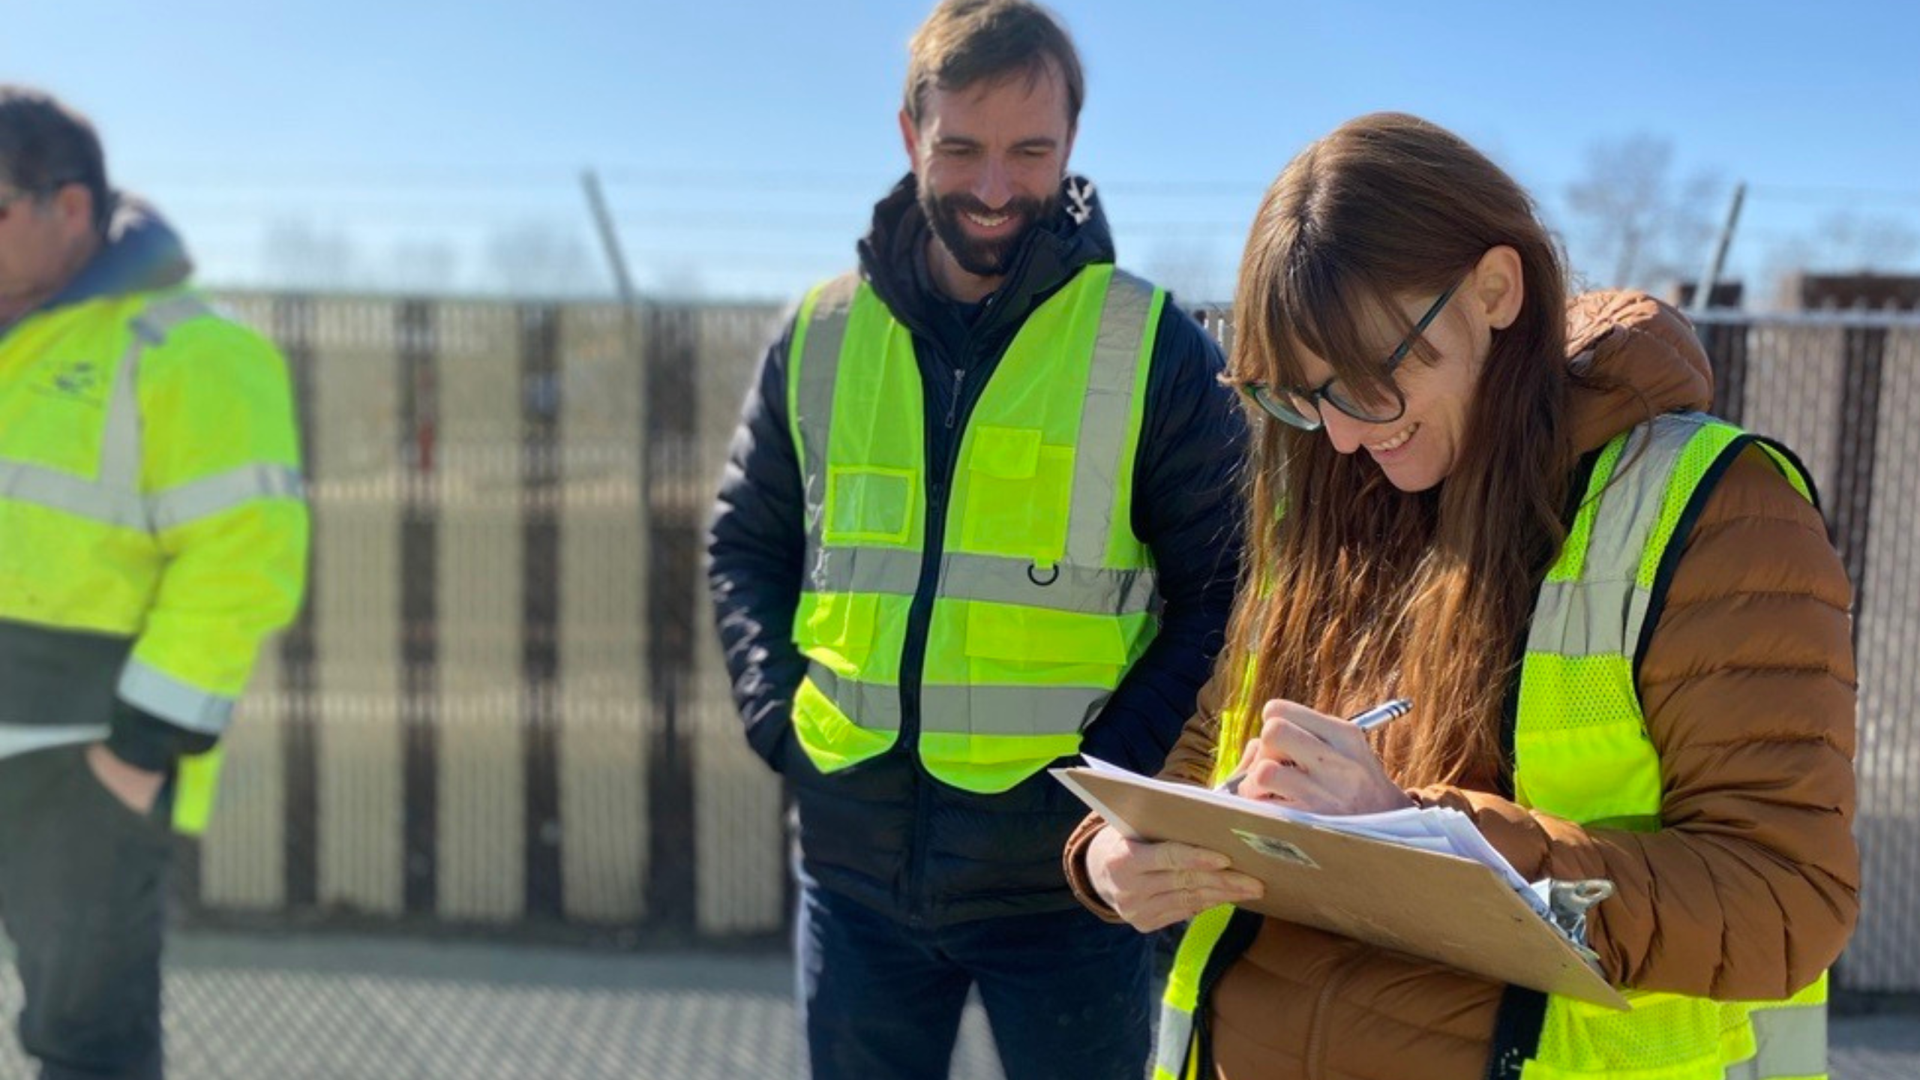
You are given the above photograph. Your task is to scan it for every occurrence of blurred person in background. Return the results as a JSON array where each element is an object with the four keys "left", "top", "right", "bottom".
[
  {"left": 0, "top": 85, "right": 309, "bottom": 1080},
  {"left": 705, "top": 1, "right": 1243, "bottom": 1076},
  {"left": 1068, "top": 112, "right": 1857, "bottom": 1080}
]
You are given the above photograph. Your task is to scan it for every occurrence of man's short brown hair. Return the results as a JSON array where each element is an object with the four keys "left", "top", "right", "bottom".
[{"left": 903, "top": 0, "right": 1084, "bottom": 130}]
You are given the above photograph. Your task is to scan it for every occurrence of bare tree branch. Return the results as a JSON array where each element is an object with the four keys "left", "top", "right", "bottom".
[{"left": 1565, "top": 135, "right": 1722, "bottom": 289}]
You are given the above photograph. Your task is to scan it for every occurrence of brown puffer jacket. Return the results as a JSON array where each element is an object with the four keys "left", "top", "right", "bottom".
[{"left": 1064, "top": 291, "right": 1860, "bottom": 1080}]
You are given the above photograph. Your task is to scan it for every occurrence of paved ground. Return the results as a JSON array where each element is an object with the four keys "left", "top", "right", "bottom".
[{"left": 0, "top": 931, "right": 1914, "bottom": 1078}]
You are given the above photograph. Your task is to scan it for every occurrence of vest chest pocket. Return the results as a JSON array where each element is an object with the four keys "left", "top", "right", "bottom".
[
  {"left": 957, "top": 426, "right": 1074, "bottom": 566},
  {"left": 962, "top": 603, "right": 1129, "bottom": 688},
  {"left": 794, "top": 591, "right": 880, "bottom": 675},
  {"left": 824, "top": 466, "right": 915, "bottom": 546},
  {"left": 790, "top": 591, "right": 897, "bottom": 774}
]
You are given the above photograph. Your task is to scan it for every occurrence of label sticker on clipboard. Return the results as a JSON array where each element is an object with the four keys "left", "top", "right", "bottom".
[{"left": 1232, "top": 828, "right": 1320, "bottom": 869}]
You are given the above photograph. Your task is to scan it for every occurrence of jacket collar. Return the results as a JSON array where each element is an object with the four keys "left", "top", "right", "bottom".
[{"left": 40, "top": 194, "right": 194, "bottom": 316}]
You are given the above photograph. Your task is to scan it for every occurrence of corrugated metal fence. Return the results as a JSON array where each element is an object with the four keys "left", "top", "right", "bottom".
[{"left": 184, "top": 292, "right": 1919, "bottom": 992}]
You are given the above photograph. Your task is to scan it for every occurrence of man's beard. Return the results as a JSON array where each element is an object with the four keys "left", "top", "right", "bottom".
[{"left": 919, "top": 186, "right": 1058, "bottom": 278}]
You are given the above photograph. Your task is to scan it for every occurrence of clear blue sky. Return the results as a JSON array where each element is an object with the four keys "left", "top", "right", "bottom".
[{"left": 8, "top": 0, "right": 1919, "bottom": 305}]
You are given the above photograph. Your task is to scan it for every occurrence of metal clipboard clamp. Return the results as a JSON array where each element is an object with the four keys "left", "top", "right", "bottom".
[{"left": 1541, "top": 878, "right": 1616, "bottom": 965}]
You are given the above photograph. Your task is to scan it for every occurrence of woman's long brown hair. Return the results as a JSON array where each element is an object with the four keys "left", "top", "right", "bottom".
[{"left": 1217, "top": 113, "right": 1574, "bottom": 789}]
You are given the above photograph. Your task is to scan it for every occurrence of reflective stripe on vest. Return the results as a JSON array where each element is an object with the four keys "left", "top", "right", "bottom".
[
  {"left": 1723, "top": 973, "right": 1829, "bottom": 1080},
  {"left": 1153, "top": 904, "right": 1235, "bottom": 1080},
  {"left": 1153, "top": 412, "right": 1828, "bottom": 1080},
  {"left": 1519, "top": 412, "right": 1827, "bottom": 1080},
  {"left": 786, "top": 266, "right": 1163, "bottom": 793}
]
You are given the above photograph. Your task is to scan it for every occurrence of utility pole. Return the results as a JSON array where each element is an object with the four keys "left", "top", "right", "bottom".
[
  {"left": 581, "top": 169, "right": 637, "bottom": 305},
  {"left": 1693, "top": 182, "right": 1746, "bottom": 313}
]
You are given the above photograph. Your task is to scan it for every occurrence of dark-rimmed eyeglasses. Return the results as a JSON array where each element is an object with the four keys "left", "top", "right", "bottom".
[{"left": 1240, "top": 277, "right": 1464, "bottom": 432}]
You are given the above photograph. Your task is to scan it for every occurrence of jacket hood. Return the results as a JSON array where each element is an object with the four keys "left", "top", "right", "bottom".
[
  {"left": 855, "top": 172, "right": 1115, "bottom": 343},
  {"left": 44, "top": 193, "right": 194, "bottom": 312},
  {"left": 1565, "top": 289, "right": 1714, "bottom": 453}
]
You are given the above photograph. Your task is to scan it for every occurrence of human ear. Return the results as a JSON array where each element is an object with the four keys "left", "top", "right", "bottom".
[
  {"left": 55, "top": 183, "right": 94, "bottom": 230},
  {"left": 1472, "top": 245, "right": 1525, "bottom": 331},
  {"left": 898, "top": 109, "right": 921, "bottom": 172}
]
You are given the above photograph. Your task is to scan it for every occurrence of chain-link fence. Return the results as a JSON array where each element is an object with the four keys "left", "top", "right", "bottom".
[
  {"left": 1694, "top": 312, "right": 1920, "bottom": 994},
  {"left": 188, "top": 294, "right": 785, "bottom": 943},
  {"left": 180, "top": 292, "right": 1919, "bottom": 994}
]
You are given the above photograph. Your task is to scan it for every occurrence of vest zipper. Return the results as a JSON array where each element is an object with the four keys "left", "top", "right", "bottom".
[
  {"left": 944, "top": 368, "right": 965, "bottom": 429},
  {"left": 900, "top": 351, "right": 979, "bottom": 925}
]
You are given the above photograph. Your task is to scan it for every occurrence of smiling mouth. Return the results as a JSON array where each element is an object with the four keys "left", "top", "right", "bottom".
[
  {"left": 964, "top": 210, "right": 1012, "bottom": 228},
  {"left": 1368, "top": 423, "right": 1418, "bottom": 453}
]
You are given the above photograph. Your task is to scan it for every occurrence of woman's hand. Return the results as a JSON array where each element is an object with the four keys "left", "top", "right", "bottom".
[
  {"left": 1084, "top": 824, "right": 1263, "bottom": 932},
  {"left": 1232, "top": 699, "right": 1414, "bottom": 815}
]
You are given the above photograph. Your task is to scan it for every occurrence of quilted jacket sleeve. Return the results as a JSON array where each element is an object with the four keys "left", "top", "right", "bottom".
[
  {"left": 705, "top": 315, "right": 811, "bottom": 771},
  {"left": 1415, "top": 446, "right": 1859, "bottom": 999}
]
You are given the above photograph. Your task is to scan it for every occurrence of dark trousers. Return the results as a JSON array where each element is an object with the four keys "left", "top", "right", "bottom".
[
  {"left": 0, "top": 746, "right": 172, "bottom": 1080},
  {"left": 796, "top": 879, "right": 1154, "bottom": 1080}
]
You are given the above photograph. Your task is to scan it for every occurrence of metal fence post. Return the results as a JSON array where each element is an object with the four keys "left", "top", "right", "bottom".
[
  {"left": 643, "top": 302, "right": 699, "bottom": 936},
  {"left": 275, "top": 294, "right": 321, "bottom": 912}
]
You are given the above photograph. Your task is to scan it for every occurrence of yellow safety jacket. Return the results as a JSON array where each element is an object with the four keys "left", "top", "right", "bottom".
[
  {"left": 0, "top": 288, "right": 308, "bottom": 834},
  {"left": 786, "top": 264, "right": 1163, "bottom": 793},
  {"left": 1155, "top": 413, "right": 1829, "bottom": 1080}
]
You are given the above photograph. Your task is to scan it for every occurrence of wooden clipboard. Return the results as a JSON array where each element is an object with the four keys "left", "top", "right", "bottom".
[{"left": 1056, "top": 766, "right": 1629, "bottom": 1011}]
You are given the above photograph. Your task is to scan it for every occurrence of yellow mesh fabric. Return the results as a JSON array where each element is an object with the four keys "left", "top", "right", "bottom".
[
  {"left": 1637, "top": 422, "right": 1739, "bottom": 590},
  {"left": 1720, "top": 1000, "right": 1760, "bottom": 1067},
  {"left": 1515, "top": 654, "right": 1638, "bottom": 733},
  {"left": 1528, "top": 992, "right": 1728, "bottom": 1079},
  {"left": 1154, "top": 905, "right": 1236, "bottom": 1080}
]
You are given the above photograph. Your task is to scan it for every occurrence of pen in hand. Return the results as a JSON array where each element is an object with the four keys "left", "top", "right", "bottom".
[
  {"left": 1349, "top": 698, "right": 1413, "bottom": 733},
  {"left": 1218, "top": 698, "right": 1414, "bottom": 794}
]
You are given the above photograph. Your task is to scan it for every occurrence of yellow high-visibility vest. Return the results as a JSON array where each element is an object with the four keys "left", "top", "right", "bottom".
[
  {"left": 1155, "top": 412, "right": 1830, "bottom": 1080},
  {"left": 785, "top": 264, "right": 1163, "bottom": 793},
  {"left": 0, "top": 289, "right": 309, "bottom": 833}
]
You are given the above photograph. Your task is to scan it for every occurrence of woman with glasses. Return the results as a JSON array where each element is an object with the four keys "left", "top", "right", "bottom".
[{"left": 1065, "top": 113, "right": 1858, "bottom": 1080}]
